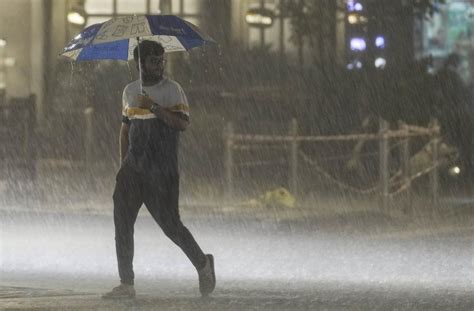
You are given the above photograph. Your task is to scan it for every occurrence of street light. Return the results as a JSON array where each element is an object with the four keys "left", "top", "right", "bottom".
[
  {"left": 245, "top": 8, "right": 275, "bottom": 28},
  {"left": 245, "top": 6, "right": 275, "bottom": 49},
  {"left": 350, "top": 37, "right": 367, "bottom": 51},
  {"left": 374, "top": 57, "right": 386, "bottom": 69},
  {"left": 375, "top": 36, "right": 385, "bottom": 48},
  {"left": 347, "top": 14, "right": 367, "bottom": 24},
  {"left": 347, "top": 0, "right": 363, "bottom": 12},
  {"left": 68, "top": 7, "right": 86, "bottom": 26},
  {"left": 66, "top": 5, "right": 86, "bottom": 45}
]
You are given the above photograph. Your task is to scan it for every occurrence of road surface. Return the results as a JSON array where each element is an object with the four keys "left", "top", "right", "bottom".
[{"left": 0, "top": 201, "right": 472, "bottom": 310}]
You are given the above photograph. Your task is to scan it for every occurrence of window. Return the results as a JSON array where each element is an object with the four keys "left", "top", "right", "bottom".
[
  {"left": 117, "top": 1, "right": 147, "bottom": 14},
  {"left": 420, "top": 0, "right": 473, "bottom": 82},
  {"left": 247, "top": 0, "right": 288, "bottom": 51},
  {"left": 86, "top": 16, "right": 110, "bottom": 27},
  {"left": 84, "top": 0, "right": 204, "bottom": 27},
  {"left": 85, "top": 0, "right": 113, "bottom": 14},
  {"left": 84, "top": 0, "right": 161, "bottom": 26},
  {"left": 171, "top": 0, "right": 200, "bottom": 15}
]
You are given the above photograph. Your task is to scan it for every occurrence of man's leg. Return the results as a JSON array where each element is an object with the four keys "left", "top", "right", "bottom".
[
  {"left": 143, "top": 172, "right": 206, "bottom": 269},
  {"left": 112, "top": 166, "right": 143, "bottom": 286},
  {"left": 143, "top": 172, "right": 216, "bottom": 296}
]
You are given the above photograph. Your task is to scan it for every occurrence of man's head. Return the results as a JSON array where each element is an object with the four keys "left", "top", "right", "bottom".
[{"left": 133, "top": 40, "right": 166, "bottom": 82}]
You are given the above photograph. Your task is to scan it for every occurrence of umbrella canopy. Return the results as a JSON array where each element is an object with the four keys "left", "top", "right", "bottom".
[{"left": 61, "top": 14, "right": 215, "bottom": 61}]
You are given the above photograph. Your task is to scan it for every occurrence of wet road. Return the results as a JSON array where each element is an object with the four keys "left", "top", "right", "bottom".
[{"left": 0, "top": 204, "right": 472, "bottom": 310}]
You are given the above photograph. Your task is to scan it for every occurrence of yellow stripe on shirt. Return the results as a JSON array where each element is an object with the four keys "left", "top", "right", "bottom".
[
  {"left": 125, "top": 105, "right": 189, "bottom": 119},
  {"left": 125, "top": 107, "right": 155, "bottom": 119},
  {"left": 127, "top": 107, "right": 152, "bottom": 116},
  {"left": 168, "top": 103, "right": 189, "bottom": 114}
]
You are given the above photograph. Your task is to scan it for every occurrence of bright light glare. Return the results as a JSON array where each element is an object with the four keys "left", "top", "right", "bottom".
[
  {"left": 350, "top": 38, "right": 366, "bottom": 51},
  {"left": 348, "top": 14, "right": 358, "bottom": 24},
  {"left": 348, "top": 14, "right": 367, "bottom": 24},
  {"left": 375, "top": 36, "right": 385, "bottom": 48},
  {"left": 68, "top": 12, "right": 86, "bottom": 25},
  {"left": 246, "top": 13, "right": 273, "bottom": 26},
  {"left": 4, "top": 57, "right": 15, "bottom": 67},
  {"left": 375, "top": 57, "right": 386, "bottom": 69},
  {"left": 0, "top": 39, "right": 6, "bottom": 47},
  {"left": 347, "top": 0, "right": 363, "bottom": 11},
  {"left": 449, "top": 166, "right": 461, "bottom": 175},
  {"left": 347, "top": 60, "right": 363, "bottom": 70}
]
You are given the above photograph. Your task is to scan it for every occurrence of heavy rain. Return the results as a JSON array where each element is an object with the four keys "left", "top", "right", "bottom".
[{"left": 0, "top": 0, "right": 473, "bottom": 310}]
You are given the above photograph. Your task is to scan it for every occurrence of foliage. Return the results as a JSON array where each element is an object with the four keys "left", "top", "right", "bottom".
[
  {"left": 282, "top": 0, "right": 337, "bottom": 66},
  {"left": 283, "top": 0, "right": 446, "bottom": 55},
  {"left": 365, "top": 0, "right": 446, "bottom": 20}
]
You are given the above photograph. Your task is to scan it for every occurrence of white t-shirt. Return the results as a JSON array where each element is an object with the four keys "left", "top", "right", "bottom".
[{"left": 122, "top": 77, "right": 189, "bottom": 122}]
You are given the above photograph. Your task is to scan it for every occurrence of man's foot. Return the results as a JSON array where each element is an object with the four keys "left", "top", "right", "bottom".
[
  {"left": 102, "top": 283, "right": 136, "bottom": 299},
  {"left": 198, "top": 254, "right": 216, "bottom": 297}
]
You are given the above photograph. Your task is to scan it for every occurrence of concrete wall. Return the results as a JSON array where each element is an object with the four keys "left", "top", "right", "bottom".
[
  {"left": 0, "top": 0, "right": 55, "bottom": 126},
  {"left": 0, "top": 0, "right": 33, "bottom": 98},
  {"left": 231, "top": 0, "right": 250, "bottom": 49},
  {"left": 30, "top": 0, "right": 47, "bottom": 125}
]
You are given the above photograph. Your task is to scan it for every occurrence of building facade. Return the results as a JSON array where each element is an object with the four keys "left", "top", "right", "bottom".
[
  {"left": 417, "top": 0, "right": 474, "bottom": 82},
  {"left": 1, "top": 0, "right": 470, "bottom": 129}
]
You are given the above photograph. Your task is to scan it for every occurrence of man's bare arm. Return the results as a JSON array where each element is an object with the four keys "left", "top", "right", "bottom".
[
  {"left": 137, "top": 95, "right": 189, "bottom": 131},
  {"left": 119, "top": 123, "right": 130, "bottom": 164},
  {"left": 152, "top": 106, "right": 189, "bottom": 131}
]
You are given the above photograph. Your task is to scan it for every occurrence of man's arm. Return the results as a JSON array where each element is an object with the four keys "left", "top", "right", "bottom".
[
  {"left": 119, "top": 123, "right": 130, "bottom": 164},
  {"left": 137, "top": 95, "right": 189, "bottom": 131},
  {"left": 151, "top": 105, "right": 189, "bottom": 131}
]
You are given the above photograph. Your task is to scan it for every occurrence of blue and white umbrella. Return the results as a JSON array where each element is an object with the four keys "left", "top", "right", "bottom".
[{"left": 61, "top": 15, "right": 215, "bottom": 61}]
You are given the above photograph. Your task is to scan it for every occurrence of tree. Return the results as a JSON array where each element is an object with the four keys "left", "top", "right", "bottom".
[
  {"left": 283, "top": 0, "right": 445, "bottom": 70},
  {"left": 365, "top": 0, "right": 445, "bottom": 69},
  {"left": 282, "top": 0, "right": 338, "bottom": 69}
]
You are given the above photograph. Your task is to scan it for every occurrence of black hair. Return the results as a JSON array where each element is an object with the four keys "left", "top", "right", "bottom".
[{"left": 133, "top": 40, "right": 165, "bottom": 64}]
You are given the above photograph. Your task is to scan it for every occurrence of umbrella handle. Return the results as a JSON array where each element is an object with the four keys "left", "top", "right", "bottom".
[{"left": 136, "top": 36, "right": 144, "bottom": 94}]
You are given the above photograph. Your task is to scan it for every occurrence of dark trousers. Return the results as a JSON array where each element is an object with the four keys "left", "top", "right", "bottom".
[{"left": 113, "top": 164, "right": 206, "bottom": 285}]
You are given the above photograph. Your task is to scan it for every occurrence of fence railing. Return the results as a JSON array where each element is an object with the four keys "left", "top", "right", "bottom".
[{"left": 223, "top": 117, "right": 443, "bottom": 208}]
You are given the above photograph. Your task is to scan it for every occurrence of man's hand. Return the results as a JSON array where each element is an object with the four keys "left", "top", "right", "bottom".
[
  {"left": 135, "top": 94, "right": 188, "bottom": 130},
  {"left": 137, "top": 94, "right": 155, "bottom": 110}
]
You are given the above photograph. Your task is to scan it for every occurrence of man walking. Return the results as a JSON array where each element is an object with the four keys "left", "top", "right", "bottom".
[{"left": 103, "top": 40, "right": 215, "bottom": 299}]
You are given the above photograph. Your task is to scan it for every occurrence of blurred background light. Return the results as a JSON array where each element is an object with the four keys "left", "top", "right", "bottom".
[
  {"left": 245, "top": 8, "right": 275, "bottom": 27},
  {"left": 347, "top": 0, "right": 363, "bottom": 12},
  {"left": 347, "top": 14, "right": 367, "bottom": 24},
  {"left": 375, "top": 57, "right": 386, "bottom": 68},
  {"left": 350, "top": 38, "right": 366, "bottom": 51},
  {"left": 449, "top": 166, "right": 461, "bottom": 176},
  {"left": 375, "top": 36, "right": 385, "bottom": 48},
  {"left": 347, "top": 60, "right": 363, "bottom": 70},
  {"left": 348, "top": 14, "right": 358, "bottom": 24},
  {"left": 67, "top": 8, "right": 86, "bottom": 26}
]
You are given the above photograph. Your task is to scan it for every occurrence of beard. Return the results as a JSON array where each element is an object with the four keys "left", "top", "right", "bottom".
[{"left": 141, "top": 69, "right": 163, "bottom": 83}]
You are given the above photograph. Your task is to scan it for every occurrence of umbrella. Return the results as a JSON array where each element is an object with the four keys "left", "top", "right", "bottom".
[{"left": 61, "top": 14, "right": 215, "bottom": 90}]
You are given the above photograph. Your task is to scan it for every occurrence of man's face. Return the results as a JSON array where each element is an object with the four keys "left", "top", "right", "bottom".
[{"left": 141, "top": 54, "right": 166, "bottom": 80}]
